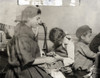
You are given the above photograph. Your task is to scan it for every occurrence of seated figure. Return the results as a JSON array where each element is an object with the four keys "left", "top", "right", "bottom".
[{"left": 46, "top": 27, "right": 75, "bottom": 78}]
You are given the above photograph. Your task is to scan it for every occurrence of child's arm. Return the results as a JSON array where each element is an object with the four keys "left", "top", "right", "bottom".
[
  {"left": 80, "top": 45, "right": 96, "bottom": 59},
  {"left": 33, "top": 57, "right": 57, "bottom": 65},
  {"left": 55, "top": 54, "right": 74, "bottom": 66}
]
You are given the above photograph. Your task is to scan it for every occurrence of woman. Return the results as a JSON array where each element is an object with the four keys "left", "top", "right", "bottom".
[{"left": 5, "top": 6, "right": 58, "bottom": 78}]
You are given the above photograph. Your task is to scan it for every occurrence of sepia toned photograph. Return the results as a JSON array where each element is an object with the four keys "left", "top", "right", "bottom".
[{"left": 0, "top": 0, "right": 100, "bottom": 78}]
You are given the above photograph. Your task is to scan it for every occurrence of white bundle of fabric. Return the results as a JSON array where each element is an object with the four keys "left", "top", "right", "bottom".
[{"left": 50, "top": 69, "right": 65, "bottom": 78}]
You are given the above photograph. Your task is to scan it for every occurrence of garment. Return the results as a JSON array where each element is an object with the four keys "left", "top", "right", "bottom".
[
  {"left": 74, "top": 41, "right": 96, "bottom": 71},
  {"left": 89, "top": 33, "right": 100, "bottom": 53},
  {"left": 5, "top": 23, "right": 52, "bottom": 78}
]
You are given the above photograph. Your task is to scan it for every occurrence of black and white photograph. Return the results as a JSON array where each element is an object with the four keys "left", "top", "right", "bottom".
[{"left": 0, "top": 0, "right": 100, "bottom": 78}]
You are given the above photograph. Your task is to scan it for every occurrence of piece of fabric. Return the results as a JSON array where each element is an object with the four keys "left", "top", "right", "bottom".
[{"left": 50, "top": 69, "right": 65, "bottom": 78}]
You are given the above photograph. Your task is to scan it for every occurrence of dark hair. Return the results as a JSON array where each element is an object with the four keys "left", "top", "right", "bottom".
[
  {"left": 76, "top": 25, "right": 92, "bottom": 40},
  {"left": 49, "top": 27, "right": 66, "bottom": 46}
]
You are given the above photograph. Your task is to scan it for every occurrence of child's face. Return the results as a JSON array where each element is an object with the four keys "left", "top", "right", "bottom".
[
  {"left": 81, "top": 31, "right": 92, "bottom": 44},
  {"left": 62, "top": 34, "right": 71, "bottom": 45}
]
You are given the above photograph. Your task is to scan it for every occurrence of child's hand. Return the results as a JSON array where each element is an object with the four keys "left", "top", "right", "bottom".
[
  {"left": 60, "top": 66, "right": 72, "bottom": 73},
  {"left": 54, "top": 54, "right": 63, "bottom": 61},
  {"left": 46, "top": 52, "right": 56, "bottom": 57}
]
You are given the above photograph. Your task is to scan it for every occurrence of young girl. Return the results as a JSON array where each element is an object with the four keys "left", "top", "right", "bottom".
[{"left": 5, "top": 6, "right": 59, "bottom": 78}]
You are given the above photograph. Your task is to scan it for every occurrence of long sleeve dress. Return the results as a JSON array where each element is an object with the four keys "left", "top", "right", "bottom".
[{"left": 5, "top": 23, "right": 52, "bottom": 78}]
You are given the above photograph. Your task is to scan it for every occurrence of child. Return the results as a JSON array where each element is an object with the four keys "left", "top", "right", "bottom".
[
  {"left": 74, "top": 25, "right": 97, "bottom": 78},
  {"left": 48, "top": 27, "right": 75, "bottom": 78}
]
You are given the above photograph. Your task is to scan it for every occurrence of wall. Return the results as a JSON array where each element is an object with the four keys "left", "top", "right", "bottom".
[{"left": 0, "top": 0, "right": 100, "bottom": 35}]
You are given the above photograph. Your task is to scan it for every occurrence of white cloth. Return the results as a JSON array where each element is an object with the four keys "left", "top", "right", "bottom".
[
  {"left": 63, "top": 40, "right": 74, "bottom": 66},
  {"left": 50, "top": 69, "right": 66, "bottom": 78}
]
